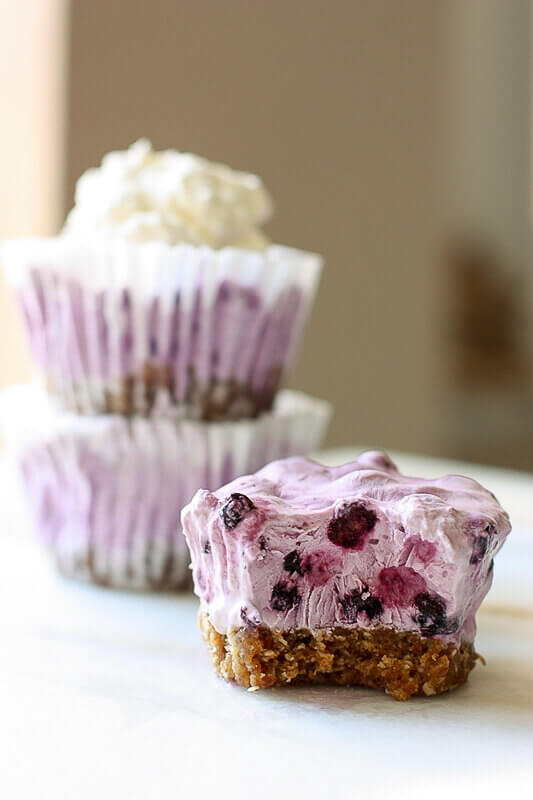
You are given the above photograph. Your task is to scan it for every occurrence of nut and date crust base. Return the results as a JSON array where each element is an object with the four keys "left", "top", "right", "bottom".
[{"left": 199, "top": 610, "right": 479, "bottom": 701}]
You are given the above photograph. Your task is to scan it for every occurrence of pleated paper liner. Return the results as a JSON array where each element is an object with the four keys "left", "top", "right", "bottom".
[
  {"left": 0, "top": 384, "right": 331, "bottom": 590},
  {"left": 3, "top": 237, "right": 322, "bottom": 419}
]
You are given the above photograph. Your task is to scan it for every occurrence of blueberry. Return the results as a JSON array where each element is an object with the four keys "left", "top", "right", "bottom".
[
  {"left": 271, "top": 581, "right": 301, "bottom": 612},
  {"left": 414, "top": 592, "right": 450, "bottom": 636},
  {"left": 339, "top": 592, "right": 362, "bottom": 622},
  {"left": 327, "top": 502, "right": 377, "bottom": 549},
  {"left": 220, "top": 493, "right": 255, "bottom": 529},
  {"left": 283, "top": 550, "right": 304, "bottom": 576},
  {"left": 362, "top": 595, "right": 383, "bottom": 620},
  {"left": 415, "top": 591, "right": 446, "bottom": 619},
  {"left": 203, "top": 541, "right": 211, "bottom": 554},
  {"left": 377, "top": 566, "right": 426, "bottom": 607},
  {"left": 339, "top": 586, "right": 383, "bottom": 622},
  {"left": 407, "top": 537, "right": 437, "bottom": 564}
]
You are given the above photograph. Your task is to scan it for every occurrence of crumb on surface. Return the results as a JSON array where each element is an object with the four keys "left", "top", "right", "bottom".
[{"left": 199, "top": 610, "right": 479, "bottom": 701}]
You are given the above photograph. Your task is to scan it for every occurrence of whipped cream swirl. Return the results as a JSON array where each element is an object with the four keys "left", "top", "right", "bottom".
[{"left": 63, "top": 139, "right": 273, "bottom": 249}]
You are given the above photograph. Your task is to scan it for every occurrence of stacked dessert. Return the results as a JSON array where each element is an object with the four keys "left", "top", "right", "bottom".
[{"left": 2, "top": 140, "right": 329, "bottom": 589}]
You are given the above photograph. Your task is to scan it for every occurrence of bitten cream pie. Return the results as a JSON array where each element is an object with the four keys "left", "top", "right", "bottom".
[{"left": 182, "top": 451, "right": 511, "bottom": 700}]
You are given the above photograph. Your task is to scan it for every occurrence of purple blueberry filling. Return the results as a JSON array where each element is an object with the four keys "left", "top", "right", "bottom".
[{"left": 182, "top": 451, "right": 511, "bottom": 643}]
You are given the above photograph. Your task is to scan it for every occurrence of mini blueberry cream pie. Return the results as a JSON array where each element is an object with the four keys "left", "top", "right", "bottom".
[
  {"left": 0, "top": 384, "right": 329, "bottom": 591},
  {"left": 3, "top": 140, "right": 321, "bottom": 419},
  {"left": 182, "top": 450, "right": 511, "bottom": 700}
]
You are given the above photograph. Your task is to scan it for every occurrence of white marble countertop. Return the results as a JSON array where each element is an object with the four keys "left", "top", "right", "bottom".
[{"left": 0, "top": 449, "right": 532, "bottom": 799}]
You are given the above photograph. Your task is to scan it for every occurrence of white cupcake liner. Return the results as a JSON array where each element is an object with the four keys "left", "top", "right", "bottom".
[
  {"left": 0, "top": 384, "right": 331, "bottom": 590},
  {"left": 2, "top": 237, "right": 322, "bottom": 418}
]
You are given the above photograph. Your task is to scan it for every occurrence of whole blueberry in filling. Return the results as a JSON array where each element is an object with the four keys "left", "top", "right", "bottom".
[
  {"left": 414, "top": 592, "right": 454, "bottom": 636},
  {"left": 339, "top": 586, "right": 383, "bottom": 622},
  {"left": 220, "top": 493, "right": 255, "bottom": 530},
  {"left": 377, "top": 566, "right": 426, "bottom": 607},
  {"left": 327, "top": 502, "right": 377, "bottom": 550},
  {"left": 283, "top": 549, "right": 304, "bottom": 576},
  {"left": 271, "top": 581, "right": 301, "bottom": 612}
]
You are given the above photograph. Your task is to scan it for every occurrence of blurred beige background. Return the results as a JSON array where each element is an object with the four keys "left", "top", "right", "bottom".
[{"left": 1, "top": 0, "right": 532, "bottom": 467}]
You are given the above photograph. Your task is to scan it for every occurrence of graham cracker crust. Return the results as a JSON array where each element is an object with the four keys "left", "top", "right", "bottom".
[{"left": 199, "top": 610, "right": 479, "bottom": 700}]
